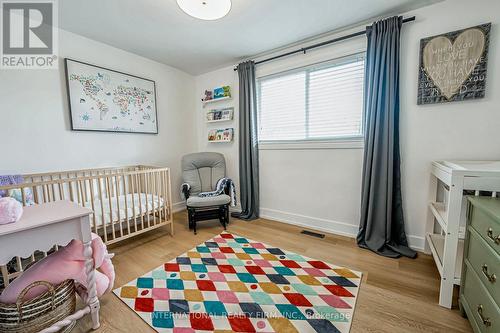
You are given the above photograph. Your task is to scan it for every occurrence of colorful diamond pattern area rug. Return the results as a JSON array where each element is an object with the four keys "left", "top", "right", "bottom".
[{"left": 114, "top": 232, "right": 362, "bottom": 333}]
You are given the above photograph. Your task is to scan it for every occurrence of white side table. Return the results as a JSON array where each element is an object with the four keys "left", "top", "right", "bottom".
[{"left": 0, "top": 200, "right": 100, "bottom": 332}]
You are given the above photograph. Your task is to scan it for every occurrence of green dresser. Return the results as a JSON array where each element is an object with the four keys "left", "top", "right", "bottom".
[{"left": 460, "top": 197, "right": 500, "bottom": 332}]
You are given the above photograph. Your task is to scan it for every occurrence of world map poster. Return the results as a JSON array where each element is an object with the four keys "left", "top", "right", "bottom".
[{"left": 65, "top": 59, "right": 158, "bottom": 134}]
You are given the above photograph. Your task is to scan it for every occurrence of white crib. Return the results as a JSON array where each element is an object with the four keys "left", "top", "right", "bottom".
[{"left": 0, "top": 165, "right": 173, "bottom": 287}]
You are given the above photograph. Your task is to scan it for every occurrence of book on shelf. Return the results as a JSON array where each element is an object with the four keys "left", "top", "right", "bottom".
[
  {"left": 208, "top": 128, "right": 234, "bottom": 142},
  {"left": 202, "top": 85, "right": 231, "bottom": 102},
  {"left": 206, "top": 107, "right": 234, "bottom": 121}
]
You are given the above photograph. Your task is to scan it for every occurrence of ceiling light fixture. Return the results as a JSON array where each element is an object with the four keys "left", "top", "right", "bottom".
[{"left": 176, "top": 0, "right": 231, "bottom": 21}]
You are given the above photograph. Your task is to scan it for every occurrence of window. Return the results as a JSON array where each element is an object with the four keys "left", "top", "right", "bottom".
[{"left": 257, "top": 53, "right": 365, "bottom": 142}]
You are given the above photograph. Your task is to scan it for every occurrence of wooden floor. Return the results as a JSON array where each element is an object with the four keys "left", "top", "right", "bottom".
[{"left": 74, "top": 212, "right": 472, "bottom": 333}]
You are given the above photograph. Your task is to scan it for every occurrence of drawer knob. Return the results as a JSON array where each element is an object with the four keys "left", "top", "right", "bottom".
[
  {"left": 477, "top": 305, "right": 492, "bottom": 327},
  {"left": 487, "top": 228, "right": 500, "bottom": 245},
  {"left": 482, "top": 264, "right": 497, "bottom": 283}
]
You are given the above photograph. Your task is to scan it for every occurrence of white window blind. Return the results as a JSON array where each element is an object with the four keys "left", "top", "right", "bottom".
[{"left": 257, "top": 53, "right": 365, "bottom": 142}]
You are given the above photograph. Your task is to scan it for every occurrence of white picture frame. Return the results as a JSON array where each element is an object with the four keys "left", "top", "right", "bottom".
[{"left": 65, "top": 58, "right": 158, "bottom": 134}]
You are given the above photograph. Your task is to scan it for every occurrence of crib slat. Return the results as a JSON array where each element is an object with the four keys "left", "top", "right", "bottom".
[
  {"left": 151, "top": 172, "right": 156, "bottom": 226},
  {"left": 167, "top": 169, "right": 174, "bottom": 235},
  {"left": 130, "top": 174, "right": 138, "bottom": 233},
  {"left": 115, "top": 175, "right": 123, "bottom": 237},
  {"left": 16, "top": 257, "right": 23, "bottom": 273},
  {"left": 158, "top": 171, "right": 163, "bottom": 221},
  {"left": 122, "top": 175, "right": 130, "bottom": 236},
  {"left": 59, "top": 180, "right": 65, "bottom": 200},
  {"left": 75, "top": 180, "right": 81, "bottom": 205},
  {"left": 58, "top": 175, "right": 64, "bottom": 200},
  {"left": 148, "top": 172, "right": 153, "bottom": 225},
  {"left": 21, "top": 187, "right": 26, "bottom": 206},
  {"left": 156, "top": 172, "right": 164, "bottom": 222},
  {"left": 50, "top": 175, "right": 56, "bottom": 201},
  {"left": 80, "top": 180, "right": 86, "bottom": 206},
  {"left": 42, "top": 184, "right": 47, "bottom": 203},
  {"left": 146, "top": 172, "right": 151, "bottom": 227},
  {"left": 136, "top": 173, "right": 145, "bottom": 230},
  {"left": 89, "top": 179, "right": 97, "bottom": 233},
  {"left": 150, "top": 172, "right": 156, "bottom": 222},
  {"left": 1, "top": 265, "right": 10, "bottom": 287},
  {"left": 106, "top": 176, "right": 116, "bottom": 240},
  {"left": 157, "top": 171, "right": 162, "bottom": 221},
  {"left": 97, "top": 177, "right": 108, "bottom": 243},
  {"left": 143, "top": 172, "right": 148, "bottom": 227},
  {"left": 47, "top": 184, "right": 54, "bottom": 202},
  {"left": 32, "top": 185, "right": 39, "bottom": 204},
  {"left": 83, "top": 178, "right": 89, "bottom": 204},
  {"left": 68, "top": 174, "right": 75, "bottom": 202},
  {"left": 162, "top": 170, "right": 167, "bottom": 222}
]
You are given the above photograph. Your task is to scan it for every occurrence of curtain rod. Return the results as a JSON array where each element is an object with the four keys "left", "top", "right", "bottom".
[{"left": 233, "top": 16, "right": 415, "bottom": 71}]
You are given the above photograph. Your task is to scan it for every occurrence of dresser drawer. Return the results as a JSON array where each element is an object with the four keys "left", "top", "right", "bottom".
[
  {"left": 466, "top": 228, "right": 500, "bottom": 307},
  {"left": 470, "top": 204, "right": 500, "bottom": 256},
  {"left": 462, "top": 261, "right": 500, "bottom": 333}
]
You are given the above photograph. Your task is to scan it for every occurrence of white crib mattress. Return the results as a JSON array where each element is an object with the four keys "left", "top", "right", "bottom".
[{"left": 85, "top": 193, "right": 165, "bottom": 227}]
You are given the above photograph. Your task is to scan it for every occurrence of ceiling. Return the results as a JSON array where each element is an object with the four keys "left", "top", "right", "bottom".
[{"left": 59, "top": 0, "right": 440, "bottom": 75}]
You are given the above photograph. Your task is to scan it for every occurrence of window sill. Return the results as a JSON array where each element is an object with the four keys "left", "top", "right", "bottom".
[{"left": 258, "top": 138, "right": 364, "bottom": 150}]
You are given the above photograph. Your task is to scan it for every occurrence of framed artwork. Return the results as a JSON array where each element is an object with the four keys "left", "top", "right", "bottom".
[
  {"left": 65, "top": 58, "right": 158, "bottom": 134},
  {"left": 417, "top": 23, "right": 491, "bottom": 105}
]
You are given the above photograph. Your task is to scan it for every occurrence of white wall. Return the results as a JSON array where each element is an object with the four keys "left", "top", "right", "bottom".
[
  {"left": 195, "top": 0, "right": 500, "bottom": 251},
  {"left": 0, "top": 29, "right": 197, "bottom": 205},
  {"left": 400, "top": 0, "right": 500, "bottom": 250},
  {"left": 195, "top": 68, "right": 241, "bottom": 210}
]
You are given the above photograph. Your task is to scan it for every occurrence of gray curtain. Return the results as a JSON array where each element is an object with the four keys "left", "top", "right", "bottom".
[
  {"left": 231, "top": 61, "right": 259, "bottom": 220},
  {"left": 357, "top": 16, "right": 416, "bottom": 259}
]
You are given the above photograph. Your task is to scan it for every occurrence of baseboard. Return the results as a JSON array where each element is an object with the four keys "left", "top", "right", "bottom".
[
  {"left": 173, "top": 202, "right": 425, "bottom": 252},
  {"left": 406, "top": 235, "right": 425, "bottom": 253},
  {"left": 260, "top": 207, "right": 359, "bottom": 239},
  {"left": 173, "top": 201, "right": 186, "bottom": 213},
  {"left": 260, "top": 207, "right": 425, "bottom": 252}
]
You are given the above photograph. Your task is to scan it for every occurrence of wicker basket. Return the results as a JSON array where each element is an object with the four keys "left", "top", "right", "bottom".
[{"left": 0, "top": 280, "right": 76, "bottom": 333}]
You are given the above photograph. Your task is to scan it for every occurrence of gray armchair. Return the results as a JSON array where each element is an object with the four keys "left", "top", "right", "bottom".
[{"left": 181, "top": 152, "right": 231, "bottom": 234}]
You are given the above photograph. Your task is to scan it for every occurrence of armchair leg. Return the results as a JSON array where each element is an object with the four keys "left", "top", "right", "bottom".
[
  {"left": 188, "top": 208, "right": 197, "bottom": 235},
  {"left": 188, "top": 205, "right": 229, "bottom": 235},
  {"left": 219, "top": 205, "right": 228, "bottom": 230},
  {"left": 188, "top": 208, "right": 193, "bottom": 229}
]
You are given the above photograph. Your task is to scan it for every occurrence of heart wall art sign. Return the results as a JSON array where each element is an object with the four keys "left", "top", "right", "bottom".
[{"left": 417, "top": 23, "right": 491, "bottom": 105}]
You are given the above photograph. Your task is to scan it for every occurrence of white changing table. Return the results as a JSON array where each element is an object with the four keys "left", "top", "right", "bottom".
[
  {"left": 0, "top": 200, "right": 100, "bottom": 332},
  {"left": 426, "top": 161, "right": 500, "bottom": 308}
]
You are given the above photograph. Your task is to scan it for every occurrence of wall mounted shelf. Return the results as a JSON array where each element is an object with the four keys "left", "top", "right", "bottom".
[
  {"left": 208, "top": 128, "right": 234, "bottom": 143},
  {"left": 202, "top": 96, "right": 232, "bottom": 106},
  {"left": 207, "top": 119, "right": 232, "bottom": 123},
  {"left": 206, "top": 107, "right": 234, "bottom": 123}
]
